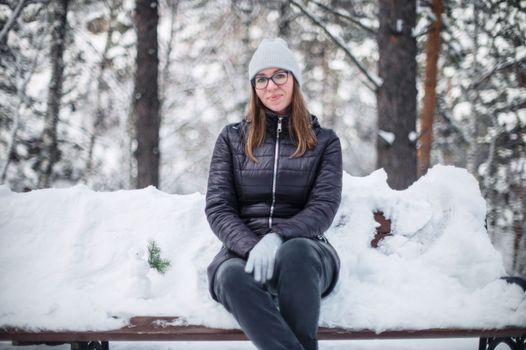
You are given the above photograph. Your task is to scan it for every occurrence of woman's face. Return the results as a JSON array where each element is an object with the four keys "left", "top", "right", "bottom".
[{"left": 254, "top": 67, "right": 294, "bottom": 115}]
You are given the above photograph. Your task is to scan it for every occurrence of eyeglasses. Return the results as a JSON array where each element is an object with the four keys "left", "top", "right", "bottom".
[{"left": 251, "top": 71, "right": 289, "bottom": 90}]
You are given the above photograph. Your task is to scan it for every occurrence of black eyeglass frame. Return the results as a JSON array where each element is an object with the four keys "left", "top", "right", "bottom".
[{"left": 251, "top": 70, "right": 290, "bottom": 90}]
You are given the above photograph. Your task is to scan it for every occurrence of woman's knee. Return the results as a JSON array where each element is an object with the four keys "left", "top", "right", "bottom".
[
  {"left": 276, "top": 238, "right": 322, "bottom": 271},
  {"left": 214, "top": 259, "right": 248, "bottom": 295}
]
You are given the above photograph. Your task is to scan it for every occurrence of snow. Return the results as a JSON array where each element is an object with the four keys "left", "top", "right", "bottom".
[
  {"left": 0, "top": 165, "right": 525, "bottom": 333},
  {"left": 378, "top": 130, "right": 395, "bottom": 145},
  {"left": 453, "top": 101, "right": 472, "bottom": 121},
  {"left": 408, "top": 131, "right": 419, "bottom": 142}
]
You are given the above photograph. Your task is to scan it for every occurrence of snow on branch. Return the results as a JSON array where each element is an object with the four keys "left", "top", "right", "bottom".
[
  {"left": 408, "top": 131, "right": 419, "bottom": 143},
  {"left": 412, "top": 23, "right": 436, "bottom": 38},
  {"left": 378, "top": 129, "right": 396, "bottom": 145},
  {"left": 412, "top": 1, "right": 439, "bottom": 38},
  {"left": 289, "top": 0, "right": 382, "bottom": 91}
]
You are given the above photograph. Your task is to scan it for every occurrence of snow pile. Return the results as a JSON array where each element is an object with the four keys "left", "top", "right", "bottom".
[
  {"left": 0, "top": 165, "right": 524, "bottom": 332},
  {"left": 321, "top": 166, "right": 525, "bottom": 330}
]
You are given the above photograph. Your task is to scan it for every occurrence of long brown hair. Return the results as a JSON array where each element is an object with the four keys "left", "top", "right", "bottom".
[{"left": 244, "top": 79, "right": 317, "bottom": 162}]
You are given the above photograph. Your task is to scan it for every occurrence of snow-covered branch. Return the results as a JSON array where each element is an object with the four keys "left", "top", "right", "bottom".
[
  {"left": 470, "top": 55, "right": 526, "bottom": 89},
  {"left": 0, "top": 0, "right": 26, "bottom": 43},
  {"left": 1, "top": 24, "right": 47, "bottom": 183},
  {"left": 307, "top": 0, "right": 377, "bottom": 35},
  {"left": 289, "top": 0, "right": 382, "bottom": 91},
  {"left": 412, "top": 23, "right": 435, "bottom": 38},
  {"left": 0, "top": 0, "right": 47, "bottom": 7},
  {"left": 160, "top": 0, "right": 179, "bottom": 106},
  {"left": 378, "top": 130, "right": 395, "bottom": 146}
]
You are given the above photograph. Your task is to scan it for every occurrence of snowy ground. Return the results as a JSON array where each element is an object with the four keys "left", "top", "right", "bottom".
[{"left": 0, "top": 338, "right": 480, "bottom": 350}]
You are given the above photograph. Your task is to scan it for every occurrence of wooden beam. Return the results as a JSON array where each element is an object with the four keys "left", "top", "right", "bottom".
[{"left": 1, "top": 317, "right": 525, "bottom": 342}]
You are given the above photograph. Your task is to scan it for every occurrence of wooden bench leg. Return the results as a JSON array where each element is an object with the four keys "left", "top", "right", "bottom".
[
  {"left": 479, "top": 337, "right": 488, "bottom": 350},
  {"left": 70, "top": 341, "right": 109, "bottom": 350},
  {"left": 70, "top": 342, "right": 88, "bottom": 350},
  {"left": 479, "top": 336, "right": 525, "bottom": 350}
]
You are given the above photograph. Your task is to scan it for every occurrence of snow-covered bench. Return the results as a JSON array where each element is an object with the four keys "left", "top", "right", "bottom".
[
  {"left": 1, "top": 213, "right": 525, "bottom": 350},
  {"left": 1, "top": 167, "right": 525, "bottom": 350}
]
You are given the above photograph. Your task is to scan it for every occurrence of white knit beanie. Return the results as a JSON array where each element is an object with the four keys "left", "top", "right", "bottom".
[{"left": 248, "top": 38, "right": 303, "bottom": 86}]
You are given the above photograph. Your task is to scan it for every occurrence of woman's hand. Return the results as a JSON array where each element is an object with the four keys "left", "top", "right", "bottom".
[{"left": 245, "top": 232, "right": 283, "bottom": 283}]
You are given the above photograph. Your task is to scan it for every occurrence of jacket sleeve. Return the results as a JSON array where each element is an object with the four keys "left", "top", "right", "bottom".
[
  {"left": 271, "top": 131, "right": 343, "bottom": 239},
  {"left": 205, "top": 125, "right": 260, "bottom": 258}
]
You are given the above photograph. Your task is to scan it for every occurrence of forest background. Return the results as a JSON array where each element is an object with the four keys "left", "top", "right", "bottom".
[{"left": 0, "top": 0, "right": 524, "bottom": 276}]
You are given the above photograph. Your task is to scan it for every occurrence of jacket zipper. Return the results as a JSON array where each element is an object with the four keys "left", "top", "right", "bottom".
[{"left": 269, "top": 117, "right": 282, "bottom": 229}]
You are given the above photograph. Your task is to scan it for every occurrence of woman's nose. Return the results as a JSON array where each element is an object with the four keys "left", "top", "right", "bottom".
[{"left": 266, "top": 79, "right": 279, "bottom": 90}]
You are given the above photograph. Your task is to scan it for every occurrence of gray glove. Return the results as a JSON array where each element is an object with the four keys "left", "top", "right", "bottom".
[{"left": 245, "top": 232, "right": 283, "bottom": 283}]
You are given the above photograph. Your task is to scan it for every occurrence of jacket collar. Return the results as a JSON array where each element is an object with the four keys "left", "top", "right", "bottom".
[
  {"left": 264, "top": 109, "right": 290, "bottom": 132},
  {"left": 243, "top": 109, "right": 321, "bottom": 134}
]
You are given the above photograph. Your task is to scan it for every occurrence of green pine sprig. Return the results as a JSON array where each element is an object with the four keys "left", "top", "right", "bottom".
[{"left": 147, "top": 240, "right": 171, "bottom": 274}]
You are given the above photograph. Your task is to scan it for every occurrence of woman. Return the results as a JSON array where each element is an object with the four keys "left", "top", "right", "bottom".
[{"left": 205, "top": 38, "right": 342, "bottom": 350}]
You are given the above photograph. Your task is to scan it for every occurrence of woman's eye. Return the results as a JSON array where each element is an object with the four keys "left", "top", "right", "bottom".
[
  {"left": 255, "top": 77, "right": 267, "bottom": 84},
  {"left": 275, "top": 73, "right": 287, "bottom": 79}
]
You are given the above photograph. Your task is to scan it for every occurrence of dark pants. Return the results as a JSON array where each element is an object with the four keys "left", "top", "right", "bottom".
[{"left": 213, "top": 238, "right": 336, "bottom": 350}]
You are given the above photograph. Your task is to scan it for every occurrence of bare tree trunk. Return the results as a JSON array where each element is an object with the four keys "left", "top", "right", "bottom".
[
  {"left": 0, "top": 67, "right": 23, "bottom": 183},
  {"left": 321, "top": 44, "right": 337, "bottom": 128},
  {"left": 127, "top": 101, "right": 136, "bottom": 189},
  {"left": 1, "top": 28, "right": 47, "bottom": 183},
  {"left": 159, "top": 0, "right": 179, "bottom": 106},
  {"left": 38, "top": 0, "right": 69, "bottom": 188},
  {"left": 466, "top": 0, "right": 482, "bottom": 176},
  {"left": 417, "top": 0, "right": 443, "bottom": 177},
  {"left": 376, "top": 0, "right": 417, "bottom": 189},
  {"left": 134, "top": 0, "right": 160, "bottom": 189},
  {"left": 278, "top": 0, "right": 292, "bottom": 38},
  {"left": 512, "top": 179, "right": 524, "bottom": 273},
  {"left": 84, "top": 0, "right": 119, "bottom": 183}
]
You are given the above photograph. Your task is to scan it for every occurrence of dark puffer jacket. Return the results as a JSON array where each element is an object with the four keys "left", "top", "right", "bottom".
[{"left": 205, "top": 111, "right": 342, "bottom": 301}]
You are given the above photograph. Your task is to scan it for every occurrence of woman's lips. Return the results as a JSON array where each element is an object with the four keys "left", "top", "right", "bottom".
[{"left": 269, "top": 94, "right": 282, "bottom": 101}]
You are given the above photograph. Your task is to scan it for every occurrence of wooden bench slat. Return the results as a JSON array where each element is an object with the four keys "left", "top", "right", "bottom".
[{"left": 1, "top": 317, "right": 525, "bottom": 342}]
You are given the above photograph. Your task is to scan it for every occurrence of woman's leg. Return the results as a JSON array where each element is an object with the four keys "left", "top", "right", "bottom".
[
  {"left": 270, "top": 238, "right": 336, "bottom": 350},
  {"left": 213, "top": 258, "right": 305, "bottom": 350}
]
